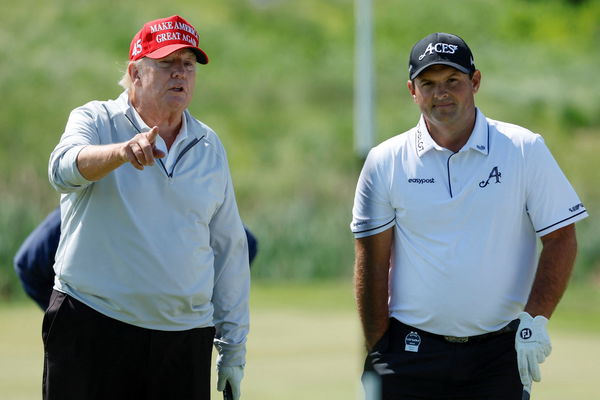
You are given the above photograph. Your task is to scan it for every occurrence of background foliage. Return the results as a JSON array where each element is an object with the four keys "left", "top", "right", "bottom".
[{"left": 1, "top": 0, "right": 599, "bottom": 300}]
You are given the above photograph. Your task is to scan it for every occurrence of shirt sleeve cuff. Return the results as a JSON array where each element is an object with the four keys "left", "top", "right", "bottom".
[
  {"left": 59, "top": 145, "right": 93, "bottom": 187},
  {"left": 214, "top": 340, "right": 246, "bottom": 367},
  {"left": 351, "top": 217, "right": 396, "bottom": 238}
]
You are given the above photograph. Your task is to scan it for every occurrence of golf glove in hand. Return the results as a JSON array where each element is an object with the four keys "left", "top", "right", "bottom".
[
  {"left": 217, "top": 365, "right": 244, "bottom": 400},
  {"left": 515, "top": 312, "right": 552, "bottom": 386}
]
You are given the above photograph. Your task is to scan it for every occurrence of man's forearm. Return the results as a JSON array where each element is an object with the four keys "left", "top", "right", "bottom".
[
  {"left": 76, "top": 127, "right": 163, "bottom": 181},
  {"left": 76, "top": 144, "right": 127, "bottom": 181},
  {"left": 354, "top": 228, "right": 393, "bottom": 351},
  {"left": 525, "top": 224, "right": 577, "bottom": 318},
  {"left": 355, "top": 262, "right": 390, "bottom": 350}
]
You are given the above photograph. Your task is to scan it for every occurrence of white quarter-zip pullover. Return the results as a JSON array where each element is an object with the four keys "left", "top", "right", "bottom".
[{"left": 49, "top": 91, "right": 249, "bottom": 366}]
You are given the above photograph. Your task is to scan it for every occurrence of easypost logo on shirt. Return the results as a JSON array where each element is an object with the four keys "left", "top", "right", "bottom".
[{"left": 408, "top": 178, "right": 436, "bottom": 184}]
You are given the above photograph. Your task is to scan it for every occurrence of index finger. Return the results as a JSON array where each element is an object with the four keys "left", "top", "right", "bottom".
[{"left": 145, "top": 126, "right": 159, "bottom": 143}]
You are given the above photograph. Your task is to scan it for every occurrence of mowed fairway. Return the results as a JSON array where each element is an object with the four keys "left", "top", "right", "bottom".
[{"left": 0, "top": 281, "right": 598, "bottom": 399}]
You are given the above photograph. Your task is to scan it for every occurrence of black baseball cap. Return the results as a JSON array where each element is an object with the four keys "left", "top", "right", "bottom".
[{"left": 408, "top": 32, "right": 475, "bottom": 80}]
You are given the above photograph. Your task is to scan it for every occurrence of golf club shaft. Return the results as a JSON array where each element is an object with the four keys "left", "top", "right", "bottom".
[{"left": 223, "top": 381, "right": 233, "bottom": 400}]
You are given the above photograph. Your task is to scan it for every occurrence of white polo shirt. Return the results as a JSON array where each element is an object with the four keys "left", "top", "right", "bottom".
[{"left": 351, "top": 108, "right": 588, "bottom": 336}]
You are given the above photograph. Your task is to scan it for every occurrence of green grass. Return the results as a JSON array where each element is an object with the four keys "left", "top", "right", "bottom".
[
  {"left": 549, "top": 279, "right": 600, "bottom": 332},
  {"left": 1, "top": 281, "right": 599, "bottom": 399}
]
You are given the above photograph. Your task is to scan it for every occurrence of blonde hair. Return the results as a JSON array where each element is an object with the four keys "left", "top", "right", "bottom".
[{"left": 118, "top": 59, "right": 145, "bottom": 90}]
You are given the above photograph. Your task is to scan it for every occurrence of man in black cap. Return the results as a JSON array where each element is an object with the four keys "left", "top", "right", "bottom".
[{"left": 351, "top": 32, "right": 587, "bottom": 399}]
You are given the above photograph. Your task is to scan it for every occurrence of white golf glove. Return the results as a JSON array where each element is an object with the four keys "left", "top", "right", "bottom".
[
  {"left": 515, "top": 311, "right": 552, "bottom": 386},
  {"left": 217, "top": 365, "right": 244, "bottom": 400}
]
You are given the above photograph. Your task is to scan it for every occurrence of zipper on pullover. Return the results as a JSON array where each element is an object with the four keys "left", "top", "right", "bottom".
[{"left": 124, "top": 113, "right": 204, "bottom": 178}]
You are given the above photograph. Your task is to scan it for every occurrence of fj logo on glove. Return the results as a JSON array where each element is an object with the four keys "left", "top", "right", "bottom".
[{"left": 520, "top": 328, "right": 532, "bottom": 340}]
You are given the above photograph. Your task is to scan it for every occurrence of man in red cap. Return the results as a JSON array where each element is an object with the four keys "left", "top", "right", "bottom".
[{"left": 45, "top": 15, "right": 249, "bottom": 400}]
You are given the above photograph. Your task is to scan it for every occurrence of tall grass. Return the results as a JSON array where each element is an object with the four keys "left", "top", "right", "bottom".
[{"left": 1, "top": 0, "right": 599, "bottom": 300}]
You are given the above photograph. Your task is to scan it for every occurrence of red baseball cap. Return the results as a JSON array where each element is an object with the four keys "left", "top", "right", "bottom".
[{"left": 129, "top": 15, "right": 209, "bottom": 64}]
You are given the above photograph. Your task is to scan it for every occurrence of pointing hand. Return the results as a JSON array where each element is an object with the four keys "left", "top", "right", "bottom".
[{"left": 122, "top": 126, "right": 165, "bottom": 170}]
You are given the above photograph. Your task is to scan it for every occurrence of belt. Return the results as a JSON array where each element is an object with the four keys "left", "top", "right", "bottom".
[
  {"left": 442, "top": 320, "right": 520, "bottom": 343},
  {"left": 392, "top": 318, "right": 520, "bottom": 344}
]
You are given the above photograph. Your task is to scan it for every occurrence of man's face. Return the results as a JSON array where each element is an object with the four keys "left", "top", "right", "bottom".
[
  {"left": 407, "top": 65, "right": 480, "bottom": 129},
  {"left": 134, "top": 49, "right": 197, "bottom": 114}
]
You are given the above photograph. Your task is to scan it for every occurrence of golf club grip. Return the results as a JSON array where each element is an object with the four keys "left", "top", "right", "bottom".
[
  {"left": 522, "top": 387, "right": 531, "bottom": 400},
  {"left": 223, "top": 381, "right": 233, "bottom": 400}
]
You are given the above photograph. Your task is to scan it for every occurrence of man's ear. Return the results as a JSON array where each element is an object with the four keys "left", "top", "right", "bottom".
[
  {"left": 129, "top": 62, "right": 142, "bottom": 82},
  {"left": 471, "top": 70, "right": 481, "bottom": 94},
  {"left": 407, "top": 80, "right": 416, "bottom": 101}
]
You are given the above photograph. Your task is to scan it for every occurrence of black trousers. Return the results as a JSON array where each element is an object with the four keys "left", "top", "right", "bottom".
[
  {"left": 363, "top": 318, "right": 523, "bottom": 400},
  {"left": 42, "top": 290, "right": 215, "bottom": 400}
]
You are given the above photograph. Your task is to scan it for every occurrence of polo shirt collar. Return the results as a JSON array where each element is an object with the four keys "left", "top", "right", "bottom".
[
  {"left": 414, "top": 117, "right": 438, "bottom": 157},
  {"left": 415, "top": 107, "right": 489, "bottom": 157},
  {"left": 462, "top": 108, "right": 489, "bottom": 155}
]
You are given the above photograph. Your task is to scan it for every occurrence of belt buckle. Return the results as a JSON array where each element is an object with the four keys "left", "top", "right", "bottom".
[{"left": 444, "top": 335, "right": 469, "bottom": 343}]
